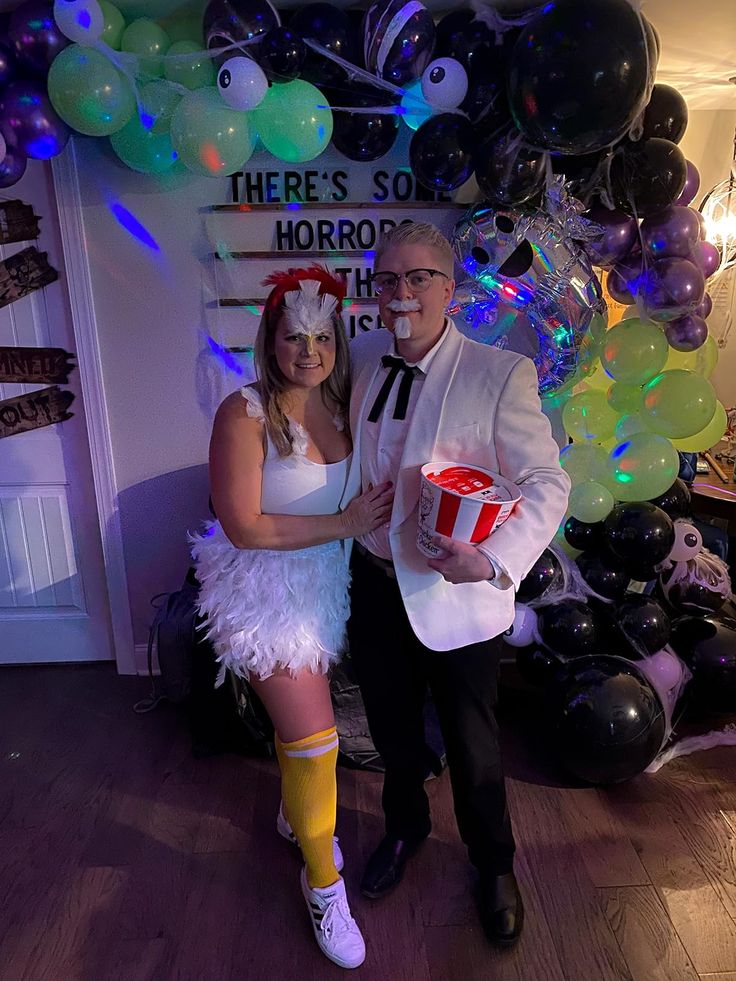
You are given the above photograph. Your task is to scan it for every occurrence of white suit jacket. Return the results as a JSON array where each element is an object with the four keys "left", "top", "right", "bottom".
[{"left": 340, "top": 320, "right": 571, "bottom": 651}]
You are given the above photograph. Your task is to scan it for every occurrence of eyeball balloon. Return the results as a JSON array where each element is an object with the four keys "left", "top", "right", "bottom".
[
  {"left": 217, "top": 56, "right": 268, "bottom": 111},
  {"left": 53, "top": 0, "right": 105, "bottom": 44},
  {"left": 503, "top": 603, "right": 539, "bottom": 648},
  {"left": 667, "top": 520, "right": 703, "bottom": 563},
  {"left": 421, "top": 57, "right": 468, "bottom": 111}
]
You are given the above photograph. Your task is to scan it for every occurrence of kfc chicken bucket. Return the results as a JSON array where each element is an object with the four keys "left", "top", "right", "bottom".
[{"left": 417, "top": 463, "right": 521, "bottom": 559}]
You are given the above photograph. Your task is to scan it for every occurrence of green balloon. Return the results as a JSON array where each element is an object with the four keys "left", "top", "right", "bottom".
[
  {"left": 615, "top": 412, "right": 651, "bottom": 440},
  {"left": 607, "top": 382, "right": 643, "bottom": 415},
  {"left": 138, "top": 80, "right": 181, "bottom": 134},
  {"left": 158, "top": 11, "right": 205, "bottom": 44},
  {"left": 170, "top": 87, "right": 256, "bottom": 177},
  {"left": 254, "top": 80, "right": 333, "bottom": 163},
  {"left": 601, "top": 317, "right": 669, "bottom": 386},
  {"left": 670, "top": 401, "right": 727, "bottom": 452},
  {"left": 121, "top": 18, "right": 171, "bottom": 77},
  {"left": 559, "top": 442, "right": 609, "bottom": 487},
  {"left": 606, "top": 432, "right": 680, "bottom": 502},
  {"left": 164, "top": 40, "right": 215, "bottom": 90},
  {"left": 562, "top": 389, "right": 619, "bottom": 442},
  {"left": 100, "top": 1, "right": 125, "bottom": 49},
  {"left": 666, "top": 334, "right": 718, "bottom": 378},
  {"left": 568, "top": 481, "right": 615, "bottom": 523},
  {"left": 642, "top": 369, "right": 717, "bottom": 439},
  {"left": 110, "top": 111, "right": 178, "bottom": 174},
  {"left": 48, "top": 45, "right": 135, "bottom": 136}
]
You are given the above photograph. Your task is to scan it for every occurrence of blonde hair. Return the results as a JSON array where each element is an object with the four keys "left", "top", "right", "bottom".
[
  {"left": 253, "top": 305, "right": 350, "bottom": 457},
  {"left": 375, "top": 221, "right": 455, "bottom": 274}
]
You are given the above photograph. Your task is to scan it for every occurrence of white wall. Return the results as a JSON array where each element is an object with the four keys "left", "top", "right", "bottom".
[
  {"left": 74, "top": 137, "right": 234, "bottom": 652},
  {"left": 679, "top": 108, "right": 736, "bottom": 406}
]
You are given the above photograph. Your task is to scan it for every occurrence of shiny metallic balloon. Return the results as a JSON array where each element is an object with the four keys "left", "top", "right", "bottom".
[{"left": 451, "top": 203, "right": 607, "bottom": 398}]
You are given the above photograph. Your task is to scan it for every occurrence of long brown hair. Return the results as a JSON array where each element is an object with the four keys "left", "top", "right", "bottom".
[{"left": 253, "top": 269, "right": 350, "bottom": 457}]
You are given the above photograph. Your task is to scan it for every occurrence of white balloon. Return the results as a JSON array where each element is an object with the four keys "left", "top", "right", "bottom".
[
  {"left": 421, "top": 57, "right": 468, "bottom": 110},
  {"left": 0, "top": 132, "right": 6, "bottom": 166},
  {"left": 53, "top": 0, "right": 105, "bottom": 44},
  {"left": 668, "top": 520, "right": 703, "bottom": 563},
  {"left": 641, "top": 649, "right": 684, "bottom": 693},
  {"left": 503, "top": 603, "right": 539, "bottom": 648},
  {"left": 217, "top": 56, "right": 268, "bottom": 112}
]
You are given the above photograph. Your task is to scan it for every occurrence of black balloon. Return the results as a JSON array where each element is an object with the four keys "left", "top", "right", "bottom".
[
  {"left": 290, "top": 3, "right": 357, "bottom": 88},
  {"left": 551, "top": 150, "right": 609, "bottom": 203},
  {"left": 550, "top": 655, "right": 666, "bottom": 784},
  {"left": 331, "top": 95, "right": 399, "bottom": 162},
  {"left": 462, "top": 63, "right": 511, "bottom": 129},
  {"left": 670, "top": 614, "right": 736, "bottom": 713},
  {"left": 516, "top": 645, "right": 564, "bottom": 688},
  {"left": 256, "top": 26, "right": 306, "bottom": 82},
  {"left": 641, "top": 84, "right": 688, "bottom": 144},
  {"left": 659, "top": 559, "right": 729, "bottom": 616},
  {"left": 604, "top": 502, "right": 675, "bottom": 578},
  {"left": 576, "top": 551, "right": 630, "bottom": 601},
  {"left": 0, "top": 147, "right": 27, "bottom": 188},
  {"left": 0, "top": 43, "right": 16, "bottom": 88},
  {"left": 409, "top": 113, "right": 476, "bottom": 192},
  {"left": 538, "top": 600, "right": 599, "bottom": 658},
  {"left": 204, "top": 0, "right": 280, "bottom": 64},
  {"left": 610, "top": 137, "right": 688, "bottom": 218},
  {"left": 563, "top": 516, "right": 606, "bottom": 553},
  {"left": 507, "top": 0, "right": 650, "bottom": 154},
  {"left": 647, "top": 478, "right": 692, "bottom": 520},
  {"left": 617, "top": 593, "right": 671, "bottom": 657},
  {"left": 517, "top": 549, "right": 561, "bottom": 603},
  {"left": 475, "top": 128, "right": 546, "bottom": 207}
]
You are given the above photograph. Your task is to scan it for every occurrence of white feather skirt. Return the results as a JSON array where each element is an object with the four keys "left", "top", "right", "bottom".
[{"left": 190, "top": 521, "right": 350, "bottom": 682}]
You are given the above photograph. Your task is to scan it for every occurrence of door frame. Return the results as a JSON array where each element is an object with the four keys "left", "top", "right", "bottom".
[{"left": 51, "top": 141, "right": 136, "bottom": 674}]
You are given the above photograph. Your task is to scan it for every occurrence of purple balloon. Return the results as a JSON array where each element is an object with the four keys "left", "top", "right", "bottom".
[
  {"left": 0, "top": 81, "right": 70, "bottom": 160},
  {"left": 0, "top": 146, "right": 27, "bottom": 188},
  {"left": 0, "top": 44, "right": 17, "bottom": 87},
  {"left": 607, "top": 268, "right": 635, "bottom": 305},
  {"left": 693, "top": 208, "right": 707, "bottom": 240},
  {"left": 694, "top": 292, "right": 713, "bottom": 319},
  {"left": 8, "top": 0, "right": 69, "bottom": 76},
  {"left": 581, "top": 202, "right": 639, "bottom": 268},
  {"left": 641, "top": 205, "right": 701, "bottom": 259},
  {"left": 694, "top": 240, "right": 720, "bottom": 279},
  {"left": 674, "top": 160, "right": 700, "bottom": 206},
  {"left": 639, "top": 257, "right": 705, "bottom": 322},
  {"left": 665, "top": 313, "right": 708, "bottom": 352}
]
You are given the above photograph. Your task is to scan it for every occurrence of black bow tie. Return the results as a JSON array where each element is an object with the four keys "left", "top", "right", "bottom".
[{"left": 368, "top": 355, "right": 421, "bottom": 423}]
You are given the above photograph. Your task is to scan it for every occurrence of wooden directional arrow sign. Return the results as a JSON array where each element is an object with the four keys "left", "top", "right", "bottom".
[
  {"left": 0, "top": 246, "right": 59, "bottom": 310},
  {"left": 0, "top": 346, "right": 76, "bottom": 385},
  {"left": 0, "top": 386, "right": 75, "bottom": 440}
]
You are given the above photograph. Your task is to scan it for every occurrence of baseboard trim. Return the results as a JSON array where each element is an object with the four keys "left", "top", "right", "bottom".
[{"left": 134, "top": 643, "right": 160, "bottom": 677}]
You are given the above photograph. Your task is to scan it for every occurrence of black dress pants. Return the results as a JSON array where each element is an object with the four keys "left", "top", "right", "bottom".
[{"left": 347, "top": 546, "right": 516, "bottom": 876}]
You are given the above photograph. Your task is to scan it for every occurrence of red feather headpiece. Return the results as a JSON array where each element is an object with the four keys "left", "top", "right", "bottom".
[{"left": 262, "top": 265, "right": 347, "bottom": 315}]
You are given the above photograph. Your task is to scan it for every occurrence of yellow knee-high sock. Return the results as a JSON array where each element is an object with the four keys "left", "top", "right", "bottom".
[{"left": 278, "top": 726, "right": 339, "bottom": 889}]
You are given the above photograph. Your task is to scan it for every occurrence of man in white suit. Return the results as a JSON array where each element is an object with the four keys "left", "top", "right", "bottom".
[{"left": 345, "top": 222, "right": 570, "bottom": 946}]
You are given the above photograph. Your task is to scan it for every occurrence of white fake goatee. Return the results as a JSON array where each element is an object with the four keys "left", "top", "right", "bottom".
[{"left": 387, "top": 298, "right": 421, "bottom": 339}]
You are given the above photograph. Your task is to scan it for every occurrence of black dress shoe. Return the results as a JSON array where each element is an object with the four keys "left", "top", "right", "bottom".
[
  {"left": 360, "top": 836, "right": 425, "bottom": 899},
  {"left": 478, "top": 871, "right": 524, "bottom": 946}
]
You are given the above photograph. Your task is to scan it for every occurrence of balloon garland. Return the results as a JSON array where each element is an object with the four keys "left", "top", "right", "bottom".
[{"left": 2, "top": 0, "right": 732, "bottom": 781}]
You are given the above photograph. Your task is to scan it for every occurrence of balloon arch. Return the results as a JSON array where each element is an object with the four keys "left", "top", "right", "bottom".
[{"left": 1, "top": 0, "right": 732, "bottom": 780}]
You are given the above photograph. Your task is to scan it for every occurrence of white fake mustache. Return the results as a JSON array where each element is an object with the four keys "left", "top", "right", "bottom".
[
  {"left": 386, "top": 299, "right": 422, "bottom": 313},
  {"left": 386, "top": 299, "right": 421, "bottom": 338}
]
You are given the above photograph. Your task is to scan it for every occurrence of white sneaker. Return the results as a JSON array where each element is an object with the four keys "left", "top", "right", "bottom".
[
  {"left": 300, "top": 867, "right": 366, "bottom": 969},
  {"left": 277, "top": 804, "right": 344, "bottom": 872}
]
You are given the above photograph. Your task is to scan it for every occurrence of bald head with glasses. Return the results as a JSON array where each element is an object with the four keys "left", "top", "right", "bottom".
[{"left": 371, "top": 223, "right": 456, "bottom": 361}]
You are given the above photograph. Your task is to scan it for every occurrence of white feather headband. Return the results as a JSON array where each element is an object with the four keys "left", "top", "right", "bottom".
[{"left": 282, "top": 279, "right": 339, "bottom": 335}]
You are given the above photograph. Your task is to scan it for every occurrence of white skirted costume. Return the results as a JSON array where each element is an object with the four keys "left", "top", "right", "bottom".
[{"left": 190, "top": 386, "right": 351, "bottom": 682}]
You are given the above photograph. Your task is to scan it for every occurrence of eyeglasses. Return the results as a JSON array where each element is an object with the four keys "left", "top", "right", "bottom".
[{"left": 371, "top": 268, "right": 450, "bottom": 296}]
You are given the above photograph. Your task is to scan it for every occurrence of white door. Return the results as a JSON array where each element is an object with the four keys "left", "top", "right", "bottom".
[{"left": 0, "top": 163, "right": 114, "bottom": 664}]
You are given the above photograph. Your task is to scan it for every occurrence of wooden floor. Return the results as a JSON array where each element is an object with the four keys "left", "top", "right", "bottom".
[{"left": 1, "top": 664, "right": 735, "bottom": 981}]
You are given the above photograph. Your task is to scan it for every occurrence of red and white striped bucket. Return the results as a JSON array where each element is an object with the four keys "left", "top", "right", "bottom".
[{"left": 417, "top": 463, "right": 521, "bottom": 559}]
